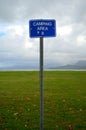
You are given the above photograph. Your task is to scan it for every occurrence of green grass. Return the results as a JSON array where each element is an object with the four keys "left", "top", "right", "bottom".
[{"left": 0, "top": 71, "right": 86, "bottom": 130}]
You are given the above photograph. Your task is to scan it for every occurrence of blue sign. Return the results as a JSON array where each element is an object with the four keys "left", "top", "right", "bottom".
[{"left": 29, "top": 19, "right": 56, "bottom": 38}]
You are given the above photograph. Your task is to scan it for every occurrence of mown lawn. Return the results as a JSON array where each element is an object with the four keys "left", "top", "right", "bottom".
[{"left": 0, "top": 71, "right": 86, "bottom": 130}]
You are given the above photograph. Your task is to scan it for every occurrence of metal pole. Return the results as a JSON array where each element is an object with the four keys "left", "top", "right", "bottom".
[{"left": 40, "top": 37, "right": 44, "bottom": 130}]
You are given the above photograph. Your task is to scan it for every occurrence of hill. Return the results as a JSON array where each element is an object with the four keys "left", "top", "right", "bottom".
[{"left": 51, "top": 60, "right": 86, "bottom": 70}]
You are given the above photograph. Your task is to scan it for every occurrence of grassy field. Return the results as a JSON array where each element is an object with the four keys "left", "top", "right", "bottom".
[{"left": 0, "top": 71, "right": 86, "bottom": 130}]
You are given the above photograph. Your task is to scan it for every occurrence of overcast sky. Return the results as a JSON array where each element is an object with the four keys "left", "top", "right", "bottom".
[{"left": 0, "top": 0, "right": 86, "bottom": 69}]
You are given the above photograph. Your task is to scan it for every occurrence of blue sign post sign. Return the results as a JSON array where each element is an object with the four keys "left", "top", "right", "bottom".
[
  {"left": 29, "top": 19, "right": 56, "bottom": 130},
  {"left": 29, "top": 19, "right": 56, "bottom": 38}
]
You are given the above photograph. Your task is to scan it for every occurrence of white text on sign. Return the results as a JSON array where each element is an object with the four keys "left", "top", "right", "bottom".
[{"left": 33, "top": 22, "right": 52, "bottom": 26}]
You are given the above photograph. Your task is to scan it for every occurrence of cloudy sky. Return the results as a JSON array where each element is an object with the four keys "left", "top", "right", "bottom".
[{"left": 0, "top": 0, "right": 86, "bottom": 69}]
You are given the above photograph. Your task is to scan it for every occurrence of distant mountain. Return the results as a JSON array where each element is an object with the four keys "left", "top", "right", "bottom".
[
  {"left": 75, "top": 60, "right": 86, "bottom": 66},
  {"left": 0, "top": 62, "right": 39, "bottom": 70},
  {"left": 0, "top": 60, "right": 86, "bottom": 70},
  {"left": 0, "top": 65, "right": 37, "bottom": 71},
  {"left": 51, "top": 60, "right": 86, "bottom": 70}
]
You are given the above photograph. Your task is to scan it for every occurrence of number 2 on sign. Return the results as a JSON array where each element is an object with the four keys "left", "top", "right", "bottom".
[{"left": 41, "top": 32, "right": 44, "bottom": 35}]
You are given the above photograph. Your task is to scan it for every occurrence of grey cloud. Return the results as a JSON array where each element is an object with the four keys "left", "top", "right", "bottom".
[
  {"left": 0, "top": 0, "right": 86, "bottom": 22},
  {"left": 0, "top": 0, "right": 43, "bottom": 23},
  {"left": 0, "top": 0, "right": 86, "bottom": 69},
  {"left": 0, "top": 0, "right": 74, "bottom": 23},
  {"left": 72, "top": 0, "right": 86, "bottom": 24},
  {"left": 0, "top": 0, "right": 86, "bottom": 25}
]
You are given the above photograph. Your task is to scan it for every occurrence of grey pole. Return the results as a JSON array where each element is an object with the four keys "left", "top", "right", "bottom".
[{"left": 40, "top": 37, "right": 44, "bottom": 130}]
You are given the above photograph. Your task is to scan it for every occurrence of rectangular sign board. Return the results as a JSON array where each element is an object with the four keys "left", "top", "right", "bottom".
[{"left": 29, "top": 19, "right": 56, "bottom": 38}]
